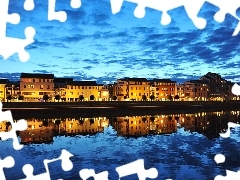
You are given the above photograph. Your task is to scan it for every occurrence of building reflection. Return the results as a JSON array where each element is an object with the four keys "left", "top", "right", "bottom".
[
  {"left": 111, "top": 115, "right": 177, "bottom": 137},
  {"left": 0, "top": 110, "right": 240, "bottom": 144}
]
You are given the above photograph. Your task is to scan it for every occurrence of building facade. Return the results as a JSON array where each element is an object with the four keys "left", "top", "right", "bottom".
[
  {"left": 20, "top": 73, "right": 54, "bottom": 102},
  {"left": 0, "top": 79, "right": 8, "bottom": 102},
  {"left": 115, "top": 78, "right": 150, "bottom": 101},
  {"left": 150, "top": 79, "right": 177, "bottom": 101}
]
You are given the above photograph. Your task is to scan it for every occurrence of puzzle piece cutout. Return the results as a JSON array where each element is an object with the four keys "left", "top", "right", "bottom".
[
  {"left": 219, "top": 122, "right": 240, "bottom": 138},
  {"left": 116, "top": 159, "right": 158, "bottom": 180},
  {"left": 24, "top": 0, "right": 35, "bottom": 11},
  {"left": 79, "top": 169, "right": 109, "bottom": 180},
  {"left": 0, "top": 0, "right": 36, "bottom": 62},
  {"left": 231, "top": 83, "right": 240, "bottom": 96},
  {"left": 21, "top": 149, "right": 74, "bottom": 180},
  {"left": 214, "top": 170, "right": 240, "bottom": 180},
  {"left": 110, "top": 0, "right": 207, "bottom": 29},
  {"left": 110, "top": 0, "right": 240, "bottom": 35},
  {"left": 206, "top": 0, "right": 240, "bottom": 36},
  {"left": 214, "top": 121, "right": 240, "bottom": 179},
  {"left": 0, "top": 156, "right": 15, "bottom": 180},
  {"left": 48, "top": 0, "right": 81, "bottom": 22},
  {"left": 0, "top": 102, "right": 27, "bottom": 150}
]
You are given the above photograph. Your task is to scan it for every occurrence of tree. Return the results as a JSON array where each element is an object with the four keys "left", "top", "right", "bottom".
[
  {"left": 142, "top": 117, "right": 147, "bottom": 123},
  {"left": 167, "top": 95, "right": 173, "bottom": 101},
  {"left": 174, "top": 95, "right": 180, "bottom": 101},
  {"left": 112, "top": 96, "right": 117, "bottom": 101},
  {"left": 6, "top": 95, "right": 12, "bottom": 102},
  {"left": 18, "top": 95, "right": 24, "bottom": 101},
  {"left": 5, "top": 122, "right": 11, "bottom": 131},
  {"left": 90, "top": 118, "right": 94, "bottom": 125},
  {"left": 55, "top": 119, "right": 61, "bottom": 133},
  {"left": 43, "top": 94, "right": 49, "bottom": 102},
  {"left": 142, "top": 95, "right": 147, "bottom": 101},
  {"left": 150, "top": 95, "right": 155, "bottom": 101},
  {"left": 150, "top": 116, "right": 155, "bottom": 122},
  {"left": 90, "top": 95, "right": 95, "bottom": 101},
  {"left": 42, "top": 120, "right": 48, "bottom": 127},
  {"left": 55, "top": 94, "right": 61, "bottom": 102},
  {"left": 79, "top": 95, "right": 84, "bottom": 101}
]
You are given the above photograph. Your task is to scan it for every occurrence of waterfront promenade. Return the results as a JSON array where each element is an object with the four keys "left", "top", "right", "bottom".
[{"left": 2, "top": 101, "right": 240, "bottom": 119}]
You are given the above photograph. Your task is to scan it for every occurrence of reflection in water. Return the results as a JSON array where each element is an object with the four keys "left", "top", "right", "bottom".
[{"left": 1, "top": 110, "right": 240, "bottom": 144}]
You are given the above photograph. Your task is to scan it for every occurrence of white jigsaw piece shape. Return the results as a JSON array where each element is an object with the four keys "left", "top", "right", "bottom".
[
  {"left": 110, "top": 0, "right": 207, "bottom": 29},
  {"left": 79, "top": 169, "right": 109, "bottom": 180},
  {"left": 214, "top": 122, "right": 240, "bottom": 179},
  {"left": 0, "top": 102, "right": 27, "bottom": 150},
  {"left": 215, "top": 170, "right": 240, "bottom": 180},
  {"left": 48, "top": 0, "right": 81, "bottom": 22},
  {"left": 21, "top": 149, "right": 74, "bottom": 180},
  {"left": 231, "top": 83, "right": 240, "bottom": 96},
  {"left": 110, "top": 0, "right": 240, "bottom": 35},
  {"left": 0, "top": 156, "right": 15, "bottom": 180},
  {"left": 219, "top": 122, "right": 240, "bottom": 138},
  {"left": 116, "top": 159, "right": 158, "bottom": 180},
  {"left": 0, "top": 0, "right": 36, "bottom": 62},
  {"left": 206, "top": 0, "right": 240, "bottom": 36}
]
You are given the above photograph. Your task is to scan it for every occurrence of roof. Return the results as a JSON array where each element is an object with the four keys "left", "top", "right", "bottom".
[
  {"left": 20, "top": 73, "right": 54, "bottom": 79},
  {"left": 54, "top": 78, "right": 73, "bottom": 83},
  {"left": 187, "top": 80, "right": 207, "bottom": 84},
  {"left": 67, "top": 81, "right": 98, "bottom": 86},
  {"left": 6, "top": 81, "right": 20, "bottom": 86},
  {"left": 123, "top": 77, "right": 149, "bottom": 82},
  {"left": 152, "top": 78, "right": 177, "bottom": 83},
  {"left": 0, "top": 79, "right": 8, "bottom": 84}
]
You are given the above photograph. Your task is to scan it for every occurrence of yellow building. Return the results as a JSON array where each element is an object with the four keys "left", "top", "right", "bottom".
[
  {"left": 20, "top": 73, "right": 54, "bottom": 102},
  {"left": 66, "top": 81, "right": 105, "bottom": 101},
  {"left": 150, "top": 79, "right": 177, "bottom": 101},
  {"left": 54, "top": 78, "right": 73, "bottom": 102},
  {"left": 5, "top": 81, "right": 21, "bottom": 102},
  {"left": 115, "top": 78, "right": 150, "bottom": 101},
  {"left": 0, "top": 79, "right": 8, "bottom": 102}
]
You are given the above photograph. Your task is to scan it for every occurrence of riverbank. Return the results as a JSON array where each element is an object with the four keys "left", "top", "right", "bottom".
[
  {"left": 2, "top": 101, "right": 240, "bottom": 119},
  {"left": 2, "top": 100, "right": 240, "bottom": 109}
]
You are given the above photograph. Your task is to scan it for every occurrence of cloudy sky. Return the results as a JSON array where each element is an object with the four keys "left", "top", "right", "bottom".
[{"left": 1, "top": 0, "right": 240, "bottom": 84}]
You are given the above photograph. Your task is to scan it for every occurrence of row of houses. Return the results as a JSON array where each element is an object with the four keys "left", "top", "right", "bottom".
[{"left": 0, "top": 72, "right": 238, "bottom": 102}]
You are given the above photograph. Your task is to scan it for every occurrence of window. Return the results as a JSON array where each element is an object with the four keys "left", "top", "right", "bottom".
[
  {"left": 139, "top": 87, "right": 141, "bottom": 90},
  {"left": 47, "top": 85, "right": 50, "bottom": 89},
  {"left": 71, "top": 86, "right": 73, "bottom": 89},
  {"left": 40, "top": 85, "right": 43, "bottom": 89},
  {"left": 33, "top": 79, "right": 35, "bottom": 82},
  {"left": 131, "top": 87, "right": 133, "bottom": 90},
  {"left": 39, "top": 92, "right": 44, "bottom": 95},
  {"left": 136, "top": 87, "right": 137, "bottom": 90},
  {"left": 131, "top": 92, "right": 133, "bottom": 96},
  {"left": 139, "top": 93, "right": 141, "bottom": 96},
  {"left": 70, "top": 92, "right": 73, "bottom": 95},
  {"left": 24, "top": 85, "right": 26, "bottom": 88},
  {"left": 30, "top": 85, "right": 34, "bottom": 88},
  {"left": 89, "top": 87, "right": 91, "bottom": 89},
  {"left": 82, "top": 86, "right": 84, "bottom": 89}
]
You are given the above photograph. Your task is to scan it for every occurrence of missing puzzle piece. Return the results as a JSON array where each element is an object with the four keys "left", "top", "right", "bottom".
[
  {"left": 116, "top": 159, "right": 158, "bottom": 180},
  {"left": 0, "top": 102, "right": 27, "bottom": 150},
  {"left": 0, "top": 156, "right": 15, "bottom": 180},
  {"left": 21, "top": 149, "right": 74, "bottom": 180}
]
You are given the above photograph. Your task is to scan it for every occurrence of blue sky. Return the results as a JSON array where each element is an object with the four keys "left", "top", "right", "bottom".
[{"left": 1, "top": 0, "right": 240, "bottom": 84}]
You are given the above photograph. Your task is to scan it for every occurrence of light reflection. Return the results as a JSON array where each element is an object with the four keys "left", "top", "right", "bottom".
[{"left": 1, "top": 111, "right": 240, "bottom": 144}]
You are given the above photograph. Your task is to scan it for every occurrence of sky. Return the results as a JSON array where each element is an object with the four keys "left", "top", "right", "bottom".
[{"left": 0, "top": 0, "right": 240, "bottom": 84}]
